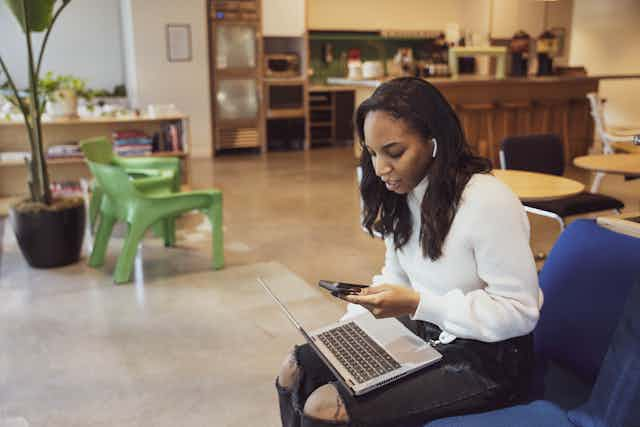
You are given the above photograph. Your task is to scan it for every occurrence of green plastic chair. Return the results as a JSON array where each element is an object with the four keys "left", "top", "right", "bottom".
[
  {"left": 79, "top": 137, "right": 181, "bottom": 230},
  {"left": 86, "top": 160, "right": 223, "bottom": 284}
]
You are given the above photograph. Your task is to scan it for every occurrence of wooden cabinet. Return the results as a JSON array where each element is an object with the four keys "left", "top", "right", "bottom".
[
  {"left": 308, "top": 88, "right": 355, "bottom": 146},
  {"left": 208, "top": 0, "right": 265, "bottom": 153},
  {"left": 262, "top": 0, "right": 305, "bottom": 36}
]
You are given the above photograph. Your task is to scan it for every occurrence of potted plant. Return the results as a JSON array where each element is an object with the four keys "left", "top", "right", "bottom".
[
  {"left": 0, "top": 0, "right": 85, "bottom": 268},
  {"left": 39, "top": 71, "right": 90, "bottom": 118}
]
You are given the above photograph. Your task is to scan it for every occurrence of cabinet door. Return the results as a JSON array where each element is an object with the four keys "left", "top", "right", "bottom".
[
  {"left": 215, "top": 24, "right": 257, "bottom": 70},
  {"left": 335, "top": 91, "right": 355, "bottom": 142},
  {"left": 262, "top": 0, "right": 305, "bottom": 36},
  {"left": 216, "top": 79, "right": 259, "bottom": 121}
]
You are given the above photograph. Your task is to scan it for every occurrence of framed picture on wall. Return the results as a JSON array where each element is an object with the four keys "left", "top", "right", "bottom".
[{"left": 166, "top": 24, "right": 192, "bottom": 62}]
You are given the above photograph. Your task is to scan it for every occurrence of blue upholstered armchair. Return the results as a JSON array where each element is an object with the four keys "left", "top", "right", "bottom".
[{"left": 425, "top": 219, "right": 640, "bottom": 427}]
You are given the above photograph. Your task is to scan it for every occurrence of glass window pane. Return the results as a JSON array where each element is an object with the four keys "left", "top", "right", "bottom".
[
  {"left": 215, "top": 25, "right": 256, "bottom": 69},
  {"left": 216, "top": 79, "right": 258, "bottom": 120}
]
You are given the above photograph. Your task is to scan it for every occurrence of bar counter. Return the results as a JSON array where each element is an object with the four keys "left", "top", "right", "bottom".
[{"left": 314, "top": 74, "right": 640, "bottom": 165}]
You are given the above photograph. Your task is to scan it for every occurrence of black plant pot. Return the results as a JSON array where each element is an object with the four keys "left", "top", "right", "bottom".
[{"left": 9, "top": 200, "right": 86, "bottom": 268}]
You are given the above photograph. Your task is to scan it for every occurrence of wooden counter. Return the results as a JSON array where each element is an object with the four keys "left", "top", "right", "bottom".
[{"left": 319, "top": 75, "right": 639, "bottom": 165}]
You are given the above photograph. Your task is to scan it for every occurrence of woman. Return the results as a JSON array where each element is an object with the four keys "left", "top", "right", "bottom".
[{"left": 276, "top": 77, "right": 542, "bottom": 427}]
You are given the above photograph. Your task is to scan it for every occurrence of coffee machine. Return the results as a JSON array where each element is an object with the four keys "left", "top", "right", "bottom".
[
  {"left": 536, "top": 30, "right": 559, "bottom": 76},
  {"left": 509, "top": 30, "right": 530, "bottom": 77}
]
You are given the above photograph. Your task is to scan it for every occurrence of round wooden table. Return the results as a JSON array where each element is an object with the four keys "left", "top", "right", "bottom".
[
  {"left": 492, "top": 169, "right": 585, "bottom": 202},
  {"left": 611, "top": 141, "right": 640, "bottom": 154},
  {"left": 573, "top": 154, "right": 640, "bottom": 175}
]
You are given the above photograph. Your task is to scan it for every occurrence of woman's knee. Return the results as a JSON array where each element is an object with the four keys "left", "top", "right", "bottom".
[
  {"left": 303, "top": 383, "right": 350, "bottom": 423},
  {"left": 277, "top": 348, "right": 301, "bottom": 391}
]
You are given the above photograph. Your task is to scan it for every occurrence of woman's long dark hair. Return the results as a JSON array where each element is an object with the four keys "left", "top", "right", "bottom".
[{"left": 356, "top": 77, "right": 491, "bottom": 260}]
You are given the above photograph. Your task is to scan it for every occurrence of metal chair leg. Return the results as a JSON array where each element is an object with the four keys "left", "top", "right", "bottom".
[{"left": 591, "top": 171, "right": 606, "bottom": 193}]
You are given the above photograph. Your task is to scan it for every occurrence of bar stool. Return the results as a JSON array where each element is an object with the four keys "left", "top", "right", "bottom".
[
  {"left": 535, "top": 99, "right": 571, "bottom": 164},
  {"left": 457, "top": 103, "right": 496, "bottom": 165},
  {"left": 501, "top": 100, "right": 532, "bottom": 139}
]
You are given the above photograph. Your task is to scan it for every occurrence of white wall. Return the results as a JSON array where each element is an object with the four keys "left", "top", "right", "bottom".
[
  {"left": 263, "top": 0, "right": 305, "bottom": 36},
  {"left": 570, "top": 0, "right": 640, "bottom": 125},
  {"left": 121, "top": 0, "right": 212, "bottom": 157},
  {"left": 0, "top": 0, "right": 125, "bottom": 91},
  {"left": 308, "top": 0, "right": 464, "bottom": 31},
  {"left": 491, "top": 0, "right": 573, "bottom": 66}
]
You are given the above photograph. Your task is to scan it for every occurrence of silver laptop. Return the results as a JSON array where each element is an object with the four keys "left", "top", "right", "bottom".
[{"left": 257, "top": 277, "right": 442, "bottom": 396}]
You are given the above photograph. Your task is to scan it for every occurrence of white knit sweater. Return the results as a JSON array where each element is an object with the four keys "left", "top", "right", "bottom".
[{"left": 343, "top": 173, "right": 543, "bottom": 342}]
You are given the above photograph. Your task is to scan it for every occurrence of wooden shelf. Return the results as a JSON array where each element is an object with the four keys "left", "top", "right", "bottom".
[
  {"left": 0, "top": 115, "right": 187, "bottom": 127},
  {"left": 47, "top": 158, "right": 85, "bottom": 165},
  {"left": 267, "top": 111, "right": 305, "bottom": 120},
  {"left": 264, "top": 77, "right": 306, "bottom": 84},
  {"left": 1, "top": 115, "right": 192, "bottom": 198},
  {"left": 146, "top": 151, "right": 188, "bottom": 158},
  {"left": 0, "top": 151, "right": 188, "bottom": 168},
  {"left": 310, "top": 106, "right": 332, "bottom": 111},
  {"left": 310, "top": 122, "right": 332, "bottom": 127}
]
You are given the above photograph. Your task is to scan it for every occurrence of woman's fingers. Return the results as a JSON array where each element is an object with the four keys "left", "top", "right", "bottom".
[{"left": 345, "top": 293, "right": 381, "bottom": 305}]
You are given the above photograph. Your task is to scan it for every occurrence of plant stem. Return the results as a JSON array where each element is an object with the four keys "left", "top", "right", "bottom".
[
  {"left": 35, "top": 1, "right": 72, "bottom": 80},
  {"left": 23, "top": 0, "right": 52, "bottom": 204},
  {"left": 0, "top": 54, "right": 38, "bottom": 181}
]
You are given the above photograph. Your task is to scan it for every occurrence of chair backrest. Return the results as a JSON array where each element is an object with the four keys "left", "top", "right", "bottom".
[
  {"left": 79, "top": 137, "right": 115, "bottom": 164},
  {"left": 586, "top": 92, "right": 614, "bottom": 154},
  {"left": 86, "top": 161, "right": 142, "bottom": 210},
  {"left": 500, "top": 134, "right": 565, "bottom": 176},
  {"left": 535, "top": 219, "right": 640, "bottom": 385}
]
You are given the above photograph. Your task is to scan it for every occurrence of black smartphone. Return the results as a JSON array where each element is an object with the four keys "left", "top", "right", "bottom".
[{"left": 318, "top": 280, "right": 369, "bottom": 297}]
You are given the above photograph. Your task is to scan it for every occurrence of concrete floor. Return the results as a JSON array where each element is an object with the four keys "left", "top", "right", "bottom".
[{"left": 1, "top": 146, "right": 638, "bottom": 426}]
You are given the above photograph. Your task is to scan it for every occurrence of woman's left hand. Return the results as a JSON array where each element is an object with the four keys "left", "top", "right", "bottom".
[{"left": 344, "top": 285, "right": 421, "bottom": 318}]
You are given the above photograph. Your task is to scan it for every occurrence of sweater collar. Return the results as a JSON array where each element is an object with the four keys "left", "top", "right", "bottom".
[{"left": 409, "top": 174, "right": 429, "bottom": 203}]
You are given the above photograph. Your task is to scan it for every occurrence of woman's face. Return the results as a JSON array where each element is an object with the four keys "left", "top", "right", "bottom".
[{"left": 363, "top": 110, "right": 434, "bottom": 194}]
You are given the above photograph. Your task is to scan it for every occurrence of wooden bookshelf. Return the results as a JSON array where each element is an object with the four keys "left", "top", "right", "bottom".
[
  {"left": 0, "top": 114, "right": 187, "bottom": 127},
  {"left": 0, "top": 115, "right": 191, "bottom": 198}
]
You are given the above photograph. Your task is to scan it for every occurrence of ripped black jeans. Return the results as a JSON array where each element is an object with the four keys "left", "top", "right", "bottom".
[{"left": 276, "top": 317, "right": 534, "bottom": 427}]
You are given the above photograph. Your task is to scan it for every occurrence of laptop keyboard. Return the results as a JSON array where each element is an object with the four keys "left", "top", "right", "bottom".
[{"left": 317, "top": 322, "right": 401, "bottom": 384}]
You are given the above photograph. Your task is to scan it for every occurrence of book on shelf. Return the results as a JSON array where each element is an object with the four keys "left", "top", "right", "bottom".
[
  {"left": 0, "top": 151, "right": 31, "bottom": 162},
  {"left": 47, "top": 142, "right": 83, "bottom": 159},
  {"left": 160, "top": 121, "right": 183, "bottom": 153},
  {"left": 50, "top": 180, "right": 84, "bottom": 198}
]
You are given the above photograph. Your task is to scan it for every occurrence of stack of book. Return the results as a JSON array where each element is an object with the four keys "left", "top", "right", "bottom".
[
  {"left": 112, "top": 130, "right": 152, "bottom": 156},
  {"left": 47, "top": 143, "right": 83, "bottom": 159}
]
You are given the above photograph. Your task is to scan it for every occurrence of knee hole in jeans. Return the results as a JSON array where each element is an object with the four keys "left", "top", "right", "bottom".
[
  {"left": 277, "top": 348, "right": 301, "bottom": 391},
  {"left": 303, "top": 383, "right": 349, "bottom": 423}
]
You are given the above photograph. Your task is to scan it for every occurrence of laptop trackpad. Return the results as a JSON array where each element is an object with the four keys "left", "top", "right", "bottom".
[{"left": 354, "top": 313, "right": 438, "bottom": 365}]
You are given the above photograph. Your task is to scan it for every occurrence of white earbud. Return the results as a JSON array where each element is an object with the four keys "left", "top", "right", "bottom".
[{"left": 431, "top": 138, "right": 438, "bottom": 158}]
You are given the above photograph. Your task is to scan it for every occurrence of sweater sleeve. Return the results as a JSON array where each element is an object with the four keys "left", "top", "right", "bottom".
[
  {"left": 411, "top": 177, "right": 542, "bottom": 342},
  {"left": 341, "top": 236, "right": 411, "bottom": 321}
]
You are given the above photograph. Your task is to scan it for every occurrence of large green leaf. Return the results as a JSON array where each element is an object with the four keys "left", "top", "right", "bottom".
[{"left": 6, "top": 0, "right": 56, "bottom": 33}]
